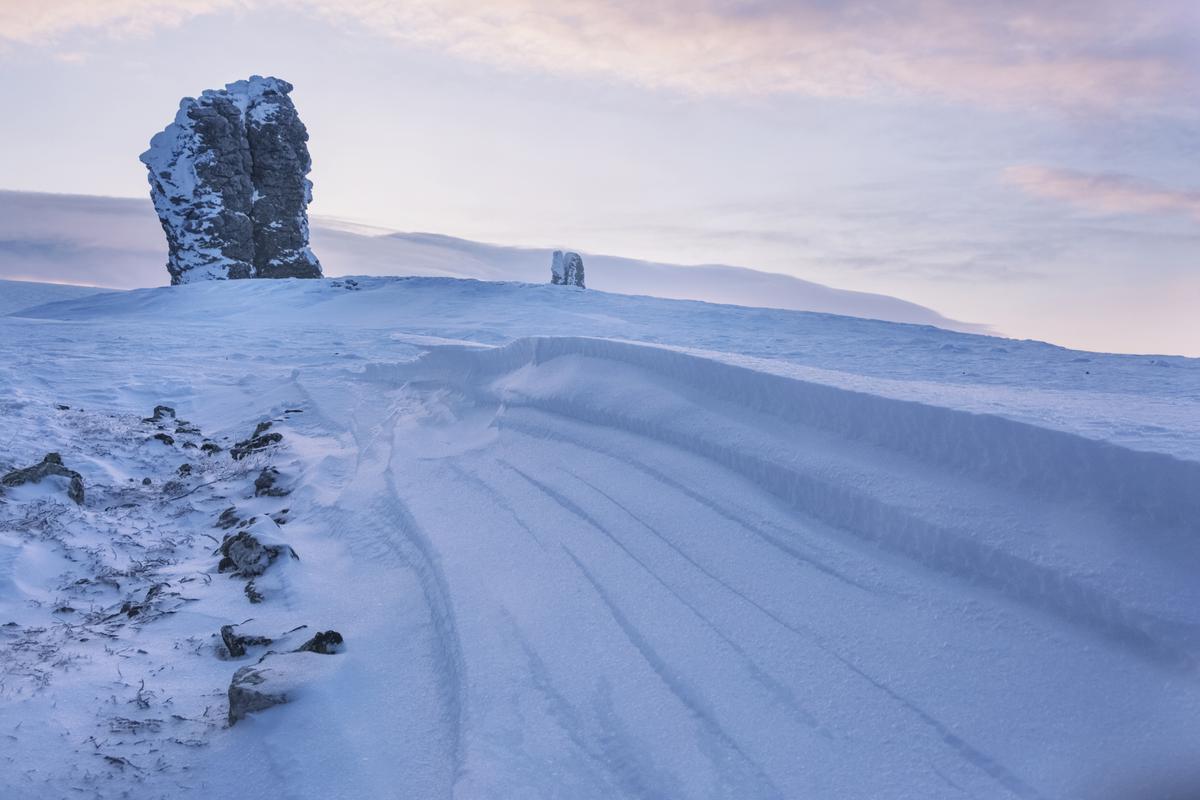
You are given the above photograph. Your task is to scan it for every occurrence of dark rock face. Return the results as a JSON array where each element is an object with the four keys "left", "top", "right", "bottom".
[
  {"left": 1, "top": 453, "right": 84, "bottom": 505},
  {"left": 551, "top": 250, "right": 585, "bottom": 288},
  {"left": 140, "top": 76, "right": 322, "bottom": 285}
]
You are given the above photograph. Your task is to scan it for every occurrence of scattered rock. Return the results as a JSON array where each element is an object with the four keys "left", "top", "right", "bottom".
[
  {"left": 295, "top": 630, "right": 343, "bottom": 655},
  {"left": 201, "top": 441, "right": 223, "bottom": 455},
  {"left": 140, "top": 76, "right": 322, "bottom": 285},
  {"left": 177, "top": 463, "right": 193, "bottom": 477},
  {"left": 215, "top": 506, "right": 242, "bottom": 529},
  {"left": 244, "top": 582, "right": 265, "bottom": 604},
  {"left": 551, "top": 250, "right": 585, "bottom": 288},
  {"left": 55, "top": 404, "right": 70, "bottom": 411},
  {"left": 175, "top": 422, "right": 201, "bottom": 435},
  {"left": 227, "top": 651, "right": 338, "bottom": 725},
  {"left": 231, "top": 432, "right": 283, "bottom": 461},
  {"left": 217, "top": 531, "right": 297, "bottom": 578},
  {"left": 152, "top": 433, "right": 175, "bottom": 446},
  {"left": 254, "top": 467, "right": 289, "bottom": 497},
  {"left": 1, "top": 453, "right": 85, "bottom": 505},
  {"left": 220, "top": 624, "right": 273, "bottom": 659},
  {"left": 142, "top": 405, "right": 176, "bottom": 423}
]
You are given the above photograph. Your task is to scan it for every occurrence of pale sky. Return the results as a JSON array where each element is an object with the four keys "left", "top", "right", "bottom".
[{"left": 1, "top": 1, "right": 1198, "bottom": 355}]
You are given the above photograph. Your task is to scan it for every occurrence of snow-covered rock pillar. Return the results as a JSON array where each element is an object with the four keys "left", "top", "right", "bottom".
[
  {"left": 551, "top": 250, "right": 585, "bottom": 288},
  {"left": 140, "top": 76, "right": 322, "bottom": 285}
]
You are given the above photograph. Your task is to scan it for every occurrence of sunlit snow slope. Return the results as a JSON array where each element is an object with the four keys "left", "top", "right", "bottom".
[{"left": 3, "top": 277, "right": 1199, "bottom": 800}]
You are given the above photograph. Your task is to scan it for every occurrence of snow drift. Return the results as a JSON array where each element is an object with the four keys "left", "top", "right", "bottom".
[{"left": 2, "top": 276, "right": 1198, "bottom": 799}]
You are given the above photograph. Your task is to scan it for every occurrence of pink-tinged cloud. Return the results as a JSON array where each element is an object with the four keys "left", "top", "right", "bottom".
[
  {"left": 1, "top": 1, "right": 1197, "bottom": 111},
  {"left": 1005, "top": 166, "right": 1200, "bottom": 222}
]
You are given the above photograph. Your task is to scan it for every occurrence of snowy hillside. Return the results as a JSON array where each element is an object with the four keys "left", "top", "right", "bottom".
[
  {"left": 2, "top": 277, "right": 1198, "bottom": 799},
  {"left": 0, "top": 278, "right": 118, "bottom": 315},
  {"left": 0, "top": 190, "right": 977, "bottom": 331}
]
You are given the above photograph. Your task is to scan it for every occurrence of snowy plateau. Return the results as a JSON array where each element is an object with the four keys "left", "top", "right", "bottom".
[{"left": 0, "top": 275, "right": 1198, "bottom": 800}]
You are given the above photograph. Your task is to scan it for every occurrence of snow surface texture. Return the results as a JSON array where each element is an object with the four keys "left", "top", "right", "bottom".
[
  {"left": 0, "top": 190, "right": 978, "bottom": 332},
  {"left": 2, "top": 276, "right": 1199, "bottom": 799},
  {"left": 551, "top": 250, "right": 585, "bottom": 288},
  {"left": 0, "top": 279, "right": 112, "bottom": 315},
  {"left": 138, "top": 77, "right": 322, "bottom": 285}
]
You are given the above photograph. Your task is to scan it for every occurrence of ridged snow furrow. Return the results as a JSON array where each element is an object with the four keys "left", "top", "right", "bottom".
[
  {"left": 414, "top": 337, "right": 1200, "bottom": 531},
  {"left": 376, "top": 336, "right": 1200, "bottom": 667}
]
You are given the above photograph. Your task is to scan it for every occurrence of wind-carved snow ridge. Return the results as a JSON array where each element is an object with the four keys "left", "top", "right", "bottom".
[
  {"left": 139, "top": 76, "right": 322, "bottom": 285},
  {"left": 397, "top": 336, "right": 1200, "bottom": 667}
]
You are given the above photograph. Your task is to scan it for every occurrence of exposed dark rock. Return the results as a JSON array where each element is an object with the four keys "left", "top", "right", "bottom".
[
  {"left": 1, "top": 453, "right": 84, "bottom": 505},
  {"left": 183, "top": 441, "right": 198, "bottom": 449},
  {"left": 142, "top": 477, "right": 153, "bottom": 486},
  {"left": 254, "top": 467, "right": 289, "bottom": 497},
  {"left": 227, "top": 648, "right": 343, "bottom": 725},
  {"left": 142, "top": 405, "right": 176, "bottom": 423},
  {"left": 220, "top": 624, "right": 273, "bottom": 659},
  {"left": 253, "top": 421, "right": 273, "bottom": 437},
  {"left": 201, "top": 441, "right": 223, "bottom": 455},
  {"left": 152, "top": 433, "right": 175, "bottom": 446},
  {"left": 551, "top": 250, "right": 585, "bottom": 288},
  {"left": 55, "top": 404, "right": 70, "bottom": 411},
  {"left": 231, "top": 432, "right": 282, "bottom": 461},
  {"left": 244, "top": 582, "right": 265, "bottom": 604},
  {"left": 177, "top": 463, "right": 193, "bottom": 477},
  {"left": 140, "top": 76, "right": 322, "bottom": 285},
  {"left": 215, "top": 506, "right": 242, "bottom": 529},
  {"left": 227, "top": 664, "right": 285, "bottom": 724},
  {"left": 175, "top": 422, "right": 200, "bottom": 435},
  {"left": 295, "top": 630, "right": 343, "bottom": 654},
  {"left": 217, "top": 531, "right": 297, "bottom": 577}
]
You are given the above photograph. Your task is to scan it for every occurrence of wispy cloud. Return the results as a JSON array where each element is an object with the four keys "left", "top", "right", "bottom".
[
  {"left": 1005, "top": 165, "right": 1200, "bottom": 221},
  {"left": 2, "top": 0, "right": 1196, "bottom": 112}
]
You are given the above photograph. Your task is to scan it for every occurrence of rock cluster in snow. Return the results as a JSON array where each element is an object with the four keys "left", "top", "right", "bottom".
[
  {"left": 551, "top": 250, "right": 585, "bottom": 288},
  {"left": 1, "top": 452, "right": 84, "bottom": 504},
  {"left": 139, "top": 76, "right": 322, "bottom": 285}
]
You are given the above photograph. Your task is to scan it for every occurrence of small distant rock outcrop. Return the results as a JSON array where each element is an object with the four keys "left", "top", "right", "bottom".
[
  {"left": 1, "top": 453, "right": 84, "bottom": 505},
  {"left": 140, "top": 76, "right": 322, "bottom": 285},
  {"left": 551, "top": 250, "right": 585, "bottom": 288}
]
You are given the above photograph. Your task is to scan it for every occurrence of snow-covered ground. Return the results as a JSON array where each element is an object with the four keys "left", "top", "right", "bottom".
[{"left": 1, "top": 277, "right": 1198, "bottom": 799}]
